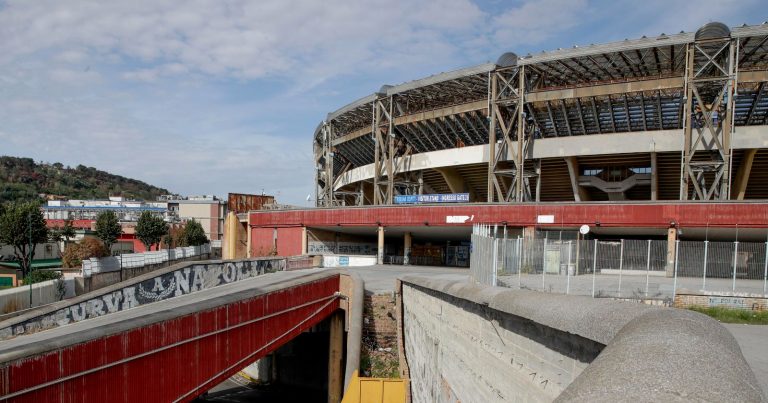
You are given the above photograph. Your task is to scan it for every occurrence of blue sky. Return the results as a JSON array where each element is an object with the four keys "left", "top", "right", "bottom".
[{"left": 0, "top": 0, "right": 764, "bottom": 205}]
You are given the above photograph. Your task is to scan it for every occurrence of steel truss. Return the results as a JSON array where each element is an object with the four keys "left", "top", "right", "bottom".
[
  {"left": 313, "top": 23, "right": 768, "bottom": 207},
  {"left": 488, "top": 66, "right": 538, "bottom": 202},
  {"left": 681, "top": 35, "right": 737, "bottom": 200}
]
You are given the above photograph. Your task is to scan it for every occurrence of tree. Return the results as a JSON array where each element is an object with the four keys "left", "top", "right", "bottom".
[
  {"left": 179, "top": 219, "right": 209, "bottom": 246},
  {"left": 136, "top": 211, "right": 168, "bottom": 251},
  {"left": 61, "top": 218, "right": 76, "bottom": 244},
  {"left": 95, "top": 211, "right": 122, "bottom": 253},
  {"left": 0, "top": 201, "right": 48, "bottom": 278},
  {"left": 48, "top": 218, "right": 77, "bottom": 256}
]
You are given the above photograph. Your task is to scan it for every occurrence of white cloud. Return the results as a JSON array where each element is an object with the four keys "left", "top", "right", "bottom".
[
  {"left": 491, "top": 0, "right": 589, "bottom": 48},
  {"left": 0, "top": 0, "right": 486, "bottom": 83},
  {"left": 0, "top": 0, "right": 765, "bottom": 205}
]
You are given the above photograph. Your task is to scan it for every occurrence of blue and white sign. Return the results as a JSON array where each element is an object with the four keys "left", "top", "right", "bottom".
[
  {"left": 394, "top": 193, "right": 470, "bottom": 204},
  {"left": 339, "top": 256, "right": 349, "bottom": 266}
]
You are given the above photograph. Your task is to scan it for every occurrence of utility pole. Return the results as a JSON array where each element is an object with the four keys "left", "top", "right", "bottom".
[{"left": 28, "top": 212, "right": 33, "bottom": 306}]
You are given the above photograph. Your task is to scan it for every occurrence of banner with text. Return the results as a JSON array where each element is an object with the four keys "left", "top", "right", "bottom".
[{"left": 394, "top": 193, "right": 469, "bottom": 204}]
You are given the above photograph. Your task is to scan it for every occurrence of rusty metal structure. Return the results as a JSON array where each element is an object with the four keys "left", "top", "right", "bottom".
[
  {"left": 227, "top": 192, "right": 275, "bottom": 214},
  {"left": 314, "top": 22, "right": 768, "bottom": 206}
]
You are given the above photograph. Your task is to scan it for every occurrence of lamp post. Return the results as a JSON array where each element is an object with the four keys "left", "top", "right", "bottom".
[{"left": 28, "top": 212, "right": 32, "bottom": 307}]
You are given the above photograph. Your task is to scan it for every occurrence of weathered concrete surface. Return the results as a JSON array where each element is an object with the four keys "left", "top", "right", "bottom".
[
  {"left": 399, "top": 275, "right": 765, "bottom": 403},
  {"left": 0, "top": 257, "right": 285, "bottom": 339},
  {"left": 724, "top": 324, "right": 768, "bottom": 400},
  {"left": 558, "top": 309, "right": 764, "bottom": 402},
  {"left": 344, "top": 265, "right": 467, "bottom": 293}
]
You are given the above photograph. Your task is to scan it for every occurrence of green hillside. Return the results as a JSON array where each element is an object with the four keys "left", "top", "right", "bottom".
[{"left": 0, "top": 156, "right": 172, "bottom": 203}]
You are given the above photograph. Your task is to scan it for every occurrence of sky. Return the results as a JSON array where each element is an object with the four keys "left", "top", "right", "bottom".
[{"left": 0, "top": 0, "right": 765, "bottom": 205}]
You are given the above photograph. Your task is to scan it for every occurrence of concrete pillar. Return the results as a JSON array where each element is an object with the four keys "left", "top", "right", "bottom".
[
  {"left": 301, "top": 227, "right": 308, "bottom": 255},
  {"left": 403, "top": 232, "right": 412, "bottom": 265},
  {"left": 565, "top": 156, "right": 590, "bottom": 202},
  {"left": 523, "top": 226, "right": 536, "bottom": 241},
  {"left": 666, "top": 227, "right": 678, "bottom": 277},
  {"left": 650, "top": 152, "right": 658, "bottom": 201},
  {"left": 327, "top": 311, "right": 344, "bottom": 403},
  {"left": 732, "top": 148, "right": 757, "bottom": 200},
  {"left": 377, "top": 226, "right": 385, "bottom": 265},
  {"left": 246, "top": 223, "right": 252, "bottom": 258}
]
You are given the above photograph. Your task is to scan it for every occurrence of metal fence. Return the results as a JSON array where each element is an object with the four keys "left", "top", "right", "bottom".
[{"left": 470, "top": 224, "right": 768, "bottom": 299}]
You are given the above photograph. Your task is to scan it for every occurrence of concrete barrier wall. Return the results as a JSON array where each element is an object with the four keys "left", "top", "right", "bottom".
[
  {"left": 82, "top": 244, "right": 211, "bottom": 275},
  {"left": 0, "top": 257, "right": 286, "bottom": 340},
  {"left": 76, "top": 253, "right": 211, "bottom": 294},
  {"left": 398, "top": 275, "right": 764, "bottom": 403},
  {"left": 0, "top": 279, "right": 76, "bottom": 314}
]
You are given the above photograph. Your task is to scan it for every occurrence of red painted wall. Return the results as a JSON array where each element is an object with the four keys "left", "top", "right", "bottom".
[
  {"left": 46, "top": 219, "right": 94, "bottom": 230},
  {"left": 251, "top": 227, "right": 275, "bottom": 256},
  {"left": 0, "top": 276, "right": 341, "bottom": 402},
  {"left": 250, "top": 227, "right": 304, "bottom": 257},
  {"left": 276, "top": 227, "right": 304, "bottom": 257},
  {"left": 249, "top": 203, "right": 768, "bottom": 229}
]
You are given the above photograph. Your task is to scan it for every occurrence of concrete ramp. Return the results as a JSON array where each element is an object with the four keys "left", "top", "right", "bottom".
[{"left": 0, "top": 269, "right": 363, "bottom": 402}]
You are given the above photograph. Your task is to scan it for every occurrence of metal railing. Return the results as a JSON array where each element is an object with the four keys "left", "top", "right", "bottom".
[{"left": 470, "top": 224, "right": 768, "bottom": 299}]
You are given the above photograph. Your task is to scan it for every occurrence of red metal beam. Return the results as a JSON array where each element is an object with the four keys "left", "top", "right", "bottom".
[
  {"left": 0, "top": 276, "right": 341, "bottom": 402},
  {"left": 249, "top": 203, "right": 768, "bottom": 228}
]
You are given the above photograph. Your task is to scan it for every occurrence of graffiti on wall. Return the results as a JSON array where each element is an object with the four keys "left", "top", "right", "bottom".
[
  {"left": 308, "top": 241, "right": 377, "bottom": 256},
  {"left": 0, "top": 259, "right": 286, "bottom": 339}
]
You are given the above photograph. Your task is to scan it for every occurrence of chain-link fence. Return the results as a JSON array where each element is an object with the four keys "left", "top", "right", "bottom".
[{"left": 470, "top": 224, "right": 768, "bottom": 299}]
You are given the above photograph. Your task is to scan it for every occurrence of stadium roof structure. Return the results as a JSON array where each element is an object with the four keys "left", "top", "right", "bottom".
[{"left": 314, "top": 22, "right": 768, "bottom": 207}]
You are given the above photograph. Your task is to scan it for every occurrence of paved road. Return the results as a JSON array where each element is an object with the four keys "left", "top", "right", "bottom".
[
  {"left": 723, "top": 324, "right": 768, "bottom": 399},
  {"left": 342, "top": 264, "right": 468, "bottom": 293}
]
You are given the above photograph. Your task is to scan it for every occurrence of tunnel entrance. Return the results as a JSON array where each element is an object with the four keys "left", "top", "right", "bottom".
[
  {"left": 308, "top": 225, "right": 473, "bottom": 267},
  {"left": 196, "top": 311, "right": 346, "bottom": 402}
]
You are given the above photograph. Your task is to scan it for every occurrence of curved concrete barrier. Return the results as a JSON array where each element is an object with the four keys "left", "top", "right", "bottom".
[
  {"left": 398, "top": 275, "right": 764, "bottom": 403},
  {"left": 556, "top": 309, "right": 764, "bottom": 402}
]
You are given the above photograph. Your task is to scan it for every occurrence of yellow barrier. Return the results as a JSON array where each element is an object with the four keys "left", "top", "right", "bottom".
[{"left": 341, "top": 371, "right": 407, "bottom": 403}]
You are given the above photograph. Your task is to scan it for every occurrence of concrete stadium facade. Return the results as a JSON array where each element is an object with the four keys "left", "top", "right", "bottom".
[
  {"left": 314, "top": 22, "right": 768, "bottom": 206},
  {"left": 240, "top": 22, "right": 768, "bottom": 262}
]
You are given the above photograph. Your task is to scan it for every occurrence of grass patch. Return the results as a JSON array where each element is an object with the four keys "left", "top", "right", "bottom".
[
  {"left": 360, "top": 350, "right": 399, "bottom": 378},
  {"left": 688, "top": 305, "right": 768, "bottom": 325}
]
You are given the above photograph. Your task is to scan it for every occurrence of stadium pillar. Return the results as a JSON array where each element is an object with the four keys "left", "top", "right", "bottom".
[
  {"left": 666, "top": 227, "right": 678, "bottom": 277},
  {"left": 565, "top": 157, "right": 589, "bottom": 202},
  {"left": 301, "top": 226, "right": 308, "bottom": 255},
  {"left": 732, "top": 149, "right": 757, "bottom": 200},
  {"left": 487, "top": 72, "right": 498, "bottom": 202},
  {"left": 651, "top": 152, "right": 658, "bottom": 201},
  {"left": 377, "top": 226, "right": 385, "bottom": 265},
  {"left": 404, "top": 232, "right": 412, "bottom": 265},
  {"left": 680, "top": 28, "right": 736, "bottom": 200}
]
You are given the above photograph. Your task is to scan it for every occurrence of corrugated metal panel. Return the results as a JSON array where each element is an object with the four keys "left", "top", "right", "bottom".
[
  {"left": 519, "top": 32, "right": 693, "bottom": 65},
  {"left": 249, "top": 203, "right": 768, "bottom": 229},
  {"left": 0, "top": 276, "right": 341, "bottom": 402},
  {"left": 227, "top": 193, "right": 275, "bottom": 214}
]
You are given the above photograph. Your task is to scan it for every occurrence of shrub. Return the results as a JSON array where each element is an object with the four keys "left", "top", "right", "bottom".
[{"left": 63, "top": 237, "right": 109, "bottom": 268}]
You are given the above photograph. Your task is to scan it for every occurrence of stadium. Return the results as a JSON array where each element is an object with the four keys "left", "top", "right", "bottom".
[{"left": 241, "top": 22, "right": 768, "bottom": 265}]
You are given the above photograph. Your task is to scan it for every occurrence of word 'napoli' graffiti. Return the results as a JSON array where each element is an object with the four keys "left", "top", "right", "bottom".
[{"left": 0, "top": 259, "right": 285, "bottom": 339}]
